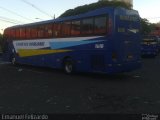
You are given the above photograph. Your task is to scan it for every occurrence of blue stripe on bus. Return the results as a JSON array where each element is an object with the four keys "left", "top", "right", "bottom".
[{"left": 49, "top": 40, "right": 104, "bottom": 49}]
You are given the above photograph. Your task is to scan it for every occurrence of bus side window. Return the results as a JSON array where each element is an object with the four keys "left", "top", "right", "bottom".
[
  {"left": 44, "top": 24, "right": 53, "bottom": 38},
  {"left": 94, "top": 15, "right": 107, "bottom": 34},
  {"left": 10, "top": 29, "right": 15, "bottom": 39},
  {"left": 71, "top": 20, "right": 81, "bottom": 36},
  {"left": 53, "top": 23, "right": 61, "bottom": 38},
  {"left": 26, "top": 28, "right": 31, "bottom": 39},
  {"left": 31, "top": 27, "right": 37, "bottom": 39},
  {"left": 61, "top": 21, "right": 71, "bottom": 37},
  {"left": 20, "top": 28, "right": 26, "bottom": 39},
  {"left": 37, "top": 25, "right": 44, "bottom": 38},
  {"left": 82, "top": 18, "right": 94, "bottom": 35},
  {"left": 16, "top": 29, "right": 20, "bottom": 40}
]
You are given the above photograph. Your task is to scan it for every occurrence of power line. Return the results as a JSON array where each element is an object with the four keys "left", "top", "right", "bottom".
[
  {"left": 0, "top": 16, "right": 25, "bottom": 24},
  {"left": 0, "top": 18, "right": 18, "bottom": 24},
  {"left": 0, "top": 6, "right": 34, "bottom": 22},
  {"left": 21, "top": 0, "right": 53, "bottom": 18}
]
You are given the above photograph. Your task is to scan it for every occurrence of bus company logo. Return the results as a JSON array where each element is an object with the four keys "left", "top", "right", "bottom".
[
  {"left": 95, "top": 44, "right": 104, "bottom": 49},
  {"left": 15, "top": 42, "right": 45, "bottom": 47},
  {"left": 142, "top": 114, "right": 158, "bottom": 120}
]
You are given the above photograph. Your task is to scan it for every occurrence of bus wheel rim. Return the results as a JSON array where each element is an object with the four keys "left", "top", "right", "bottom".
[
  {"left": 12, "top": 57, "right": 16, "bottom": 65},
  {"left": 65, "top": 62, "right": 73, "bottom": 73}
]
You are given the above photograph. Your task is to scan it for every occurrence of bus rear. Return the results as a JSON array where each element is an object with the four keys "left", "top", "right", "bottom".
[{"left": 110, "top": 8, "right": 141, "bottom": 72}]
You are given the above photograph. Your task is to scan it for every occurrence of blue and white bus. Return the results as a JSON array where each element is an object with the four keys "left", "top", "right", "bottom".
[{"left": 3, "top": 7, "right": 141, "bottom": 74}]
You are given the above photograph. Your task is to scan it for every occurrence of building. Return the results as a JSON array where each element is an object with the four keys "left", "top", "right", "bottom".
[{"left": 99, "top": 0, "right": 133, "bottom": 8}]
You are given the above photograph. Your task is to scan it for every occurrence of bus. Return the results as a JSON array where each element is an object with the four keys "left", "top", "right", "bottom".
[
  {"left": 2, "top": 7, "right": 141, "bottom": 74},
  {"left": 141, "top": 35, "right": 159, "bottom": 57}
]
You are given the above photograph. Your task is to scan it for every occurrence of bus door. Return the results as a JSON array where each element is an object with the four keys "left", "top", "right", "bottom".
[{"left": 114, "top": 12, "right": 141, "bottom": 63}]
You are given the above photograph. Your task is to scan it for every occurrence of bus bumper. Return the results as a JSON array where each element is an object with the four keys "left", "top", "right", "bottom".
[{"left": 106, "top": 61, "right": 141, "bottom": 74}]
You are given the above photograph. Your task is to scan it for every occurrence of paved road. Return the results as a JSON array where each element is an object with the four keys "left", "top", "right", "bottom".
[{"left": 0, "top": 55, "right": 160, "bottom": 114}]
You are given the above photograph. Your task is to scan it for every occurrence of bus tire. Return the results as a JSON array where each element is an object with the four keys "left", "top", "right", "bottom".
[{"left": 63, "top": 58, "right": 74, "bottom": 74}]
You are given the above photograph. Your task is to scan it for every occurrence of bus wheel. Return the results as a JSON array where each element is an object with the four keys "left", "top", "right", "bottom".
[{"left": 64, "top": 59, "right": 74, "bottom": 74}]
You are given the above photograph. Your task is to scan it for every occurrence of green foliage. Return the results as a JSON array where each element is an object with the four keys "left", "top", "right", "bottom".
[
  {"left": 59, "top": 1, "right": 131, "bottom": 18},
  {"left": 140, "top": 18, "right": 156, "bottom": 35}
]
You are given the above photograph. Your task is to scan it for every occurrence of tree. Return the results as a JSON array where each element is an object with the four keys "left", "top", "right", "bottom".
[
  {"left": 59, "top": 1, "right": 131, "bottom": 18},
  {"left": 140, "top": 18, "right": 156, "bottom": 35}
]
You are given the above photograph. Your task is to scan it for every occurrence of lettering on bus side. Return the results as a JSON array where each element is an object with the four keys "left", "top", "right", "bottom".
[
  {"left": 16, "top": 42, "right": 29, "bottom": 46},
  {"left": 119, "top": 15, "right": 138, "bottom": 22},
  {"left": 15, "top": 42, "right": 45, "bottom": 47},
  {"left": 95, "top": 44, "right": 104, "bottom": 49},
  {"left": 29, "top": 42, "right": 45, "bottom": 46}
]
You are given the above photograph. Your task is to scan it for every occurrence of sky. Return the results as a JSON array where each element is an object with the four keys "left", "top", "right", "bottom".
[{"left": 0, "top": 0, "right": 160, "bottom": 33}]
